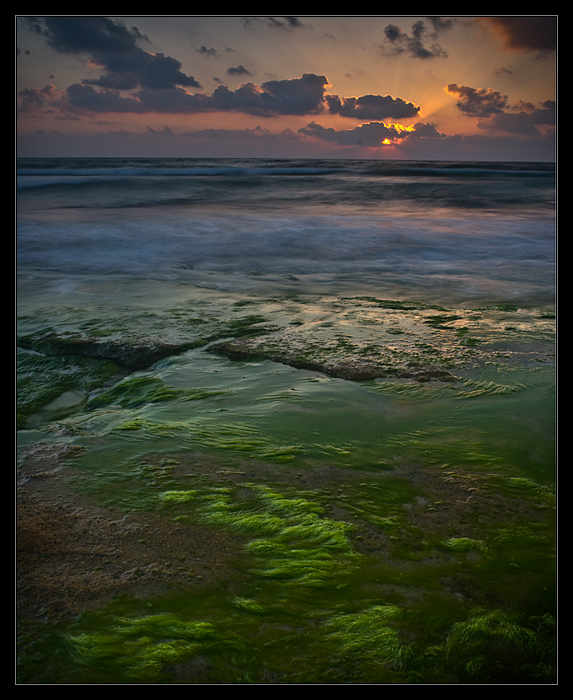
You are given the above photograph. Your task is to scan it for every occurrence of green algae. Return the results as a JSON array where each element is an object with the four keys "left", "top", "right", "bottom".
[
  {"left": 42, "top": 597, "right": 554, "bottom": 683},
  {"left": 17, "top": 291, "right": 556, "bottom": 684},
  {"left": 17, "top": 348, "right": 122, "bottom": 428},
  {"left": 371, "top": 375, "right": 527, "bottom": 400},
  {"left": 85, "top": 375, "right": 230, "bottom": 410},
  {"left": 65, "top": 612, "right": 245, "bottom": 683},
  {"left": 158, "top": 490, "right": 198, "bottom": 504},
  {"left": 113, "top": 418, "right": 304, "bottom": 462},
  {"left": 18, "top": 450, "right": 556, "bottom": 683},
  {"left": 232, "top": 597, "right": 265, "bottom": 614},
  {"left": 441, "top": 537, "right": 490, "bottom": 556},
  {"left": 161, "top": 483, "right": 362, "bottom": 588},
  {"left": 323, "top": 604, "right": 411, "bottom": 670},
  {"left": 437, "top": 606, "right": 556, "bottom": 683}
]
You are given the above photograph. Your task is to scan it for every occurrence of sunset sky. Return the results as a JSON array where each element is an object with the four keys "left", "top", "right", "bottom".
[{"left": 16, "top": 16, "right": 557, "bottom": 160}]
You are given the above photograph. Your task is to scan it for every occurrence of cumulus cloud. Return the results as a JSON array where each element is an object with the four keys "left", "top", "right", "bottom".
[
  {"left": 299, "top": 120, "right": 401, "bottom": 146},
  {"left": 446, "top": 84, "right": 508, "bottom": 116},
  {"left": 477, "top": 100, "right": 555, "bottom": 135},
  {"left": 226, "top": 65, "right": 252, "bottom": 76},
  {"left": 17, "top": 83, "right": 62, "bottom": 112},
  {"left": 20, "top": 70, "right": 421, "bottom": 123},
  {"left": 16, "top": 17, "right": 424, "bottom": 124},
  {"left": 325, "top": 94, "right": 420, "bottom": 120},
  {"left": 382, "top": 19, "right": 450, "bottom": 59},
  {"left": 299, "top": 121, "right": 447, "bottom": 148},
  {"left": 20, "top": 16, "right": 201, "bottom": 90},
  {"left": 446, "top": 83, "right": 555, "bottom": 136},
  {"left": 446, "top": 82, "right": 555, "bottom": 136},
  {"left": 257, "top": 73, "right": 331, "bottom": 115},
  {"left": 297, "top": 120, "right": 440, "bottom": 147},
  {"left": 47, "top": 73, "right": 332, "bottom": 117}
]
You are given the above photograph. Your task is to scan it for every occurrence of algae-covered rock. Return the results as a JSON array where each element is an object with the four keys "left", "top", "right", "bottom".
[
  {"left": 17, "top": 348, "right": 123, "bottom": 429},
  {"left": 17, "top": 330, "right": 200, "bottom": 370},
  {"left": 17, "top": 312, "right": 279, "bottom": 370},
  {"left": 207, "top": 338, "right": 459, "bottom": 383}
]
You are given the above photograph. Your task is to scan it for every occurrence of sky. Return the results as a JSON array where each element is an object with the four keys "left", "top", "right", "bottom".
[{"left": 16, "top": 15, "right": 557, "bottom": 161}]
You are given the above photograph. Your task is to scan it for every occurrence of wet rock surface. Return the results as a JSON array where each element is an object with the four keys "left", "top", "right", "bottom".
[
  {"left": 16, "top": 440, "right": 551, "bottom": 620},
  {"left": 17, "top": 330, "right": 200, "bottom": 370},
  {"left": 16, "top": 445, "right": 246, "bottom": 619},
  {"left": 207, "top": 338, "right": 460, "bottom": 383}
]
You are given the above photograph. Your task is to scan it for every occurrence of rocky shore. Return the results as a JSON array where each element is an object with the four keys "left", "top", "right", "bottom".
[{"left": 207, "top": 338, "right": 459, "bottom": 383}]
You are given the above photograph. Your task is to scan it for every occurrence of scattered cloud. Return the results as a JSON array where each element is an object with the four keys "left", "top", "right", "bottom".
[
  {"left": 299, "top": 120, "right": 402, "bottom": 146},
  {"left": 37, "top": 72, "right": 330, "bottom": 117},
  {"left": 242, "top": 17, "right": 305, "bottom": 32},
  {"left": 17, "top": 83, "right": 62, "bottom": 112},
  {"left": 20, "top": 68, "right": 422, "bottom": 124},
  {"left": 196, "top": 46, "right": 218, "bottom": 58},
  {"left": 326, "top": 94, "right": 420, "bottom": 120},
  {"left": 17, "top": 120, "right": 555, "bottom": 160},
  {"left": 381, "top": 18, "right": 451, "bottom": 59},
  {"left": 446, "top": 84, "right": 508, "bottom": 116},
  {"left": 20, "top": 16, "right": 202, "bottom": 90},
  {"left": 226, "top": 65, "right": 252, "bottom": 76},
  {"left": 17, "top": 15, "right": 556, "bottom": 161},
  {"left": 298, "top": 120, "right": 441, "bottom": 147},
  {"left": 447, "top": 82, "right": 556, "bottom": 136},
  {"left": 425, "top": 17, "right": 456, "bottom": 35},
  {"left": 476, "top": 100, "right": 555, "bottom": 136}
]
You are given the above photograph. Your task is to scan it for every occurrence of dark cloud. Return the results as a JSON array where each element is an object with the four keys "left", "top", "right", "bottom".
[
  {"left": 407, "top": 122, "right": 446, "bottom": 139},
  {"left": 326, "top": 94, "right": 419, "bottom": 120},
  {"left": 17, "top": 84, "right": 60, "bottom": 112},
  {"left": 55, "top": 73, "right": 331, "bottom": 117},
  {"left": 21, "top": 16, "right": 201, "bottom": 90},
  {"left": 446, "top": 84, "right": 508, "bottom": 116},
  {"left": 481, "top": 16, "right": 556, "bottom": 53},
  {"left": 447, "top": 82, "right": 555, "bottom": 136},
  {"left": 425, "top": 17, "right": 456, "bottom": 35},
  {"left": 258, "top": 73, "right": 330, "bottom": 115},
  {"left": 18, "top": 121, "right": 555, "bottom": 160},
  {"left": 226, "top": 65, "right": 252, "bottom": 76},
  {"left": 65, "top": 82, "right": 145, "bottom": 113},
  {"left": 299, "top": 120, "right": 405, "bottom": 147},
  {"left": 382, "top": 19, "right": 448, "bottom": 59},
  {"left": 19, "top": 71, "right": 426, "bottom": 124},
  {"left": 297, "top": 117, "right": 554, "bottom": 160},
  {"left": 196, "top": 46, "right": 218, "bottom": 58},
  {"left": 299, "top": 120, "right": 451, "bottom": 148},
  {"left": 242, "top": 17, "right": 305, "bottom": 31},
  {"left": 193, "top": 74, "right": 328, "bottom": 117},
  {"left": 477, "top": 100, "right": 555, "bottom": 135}
]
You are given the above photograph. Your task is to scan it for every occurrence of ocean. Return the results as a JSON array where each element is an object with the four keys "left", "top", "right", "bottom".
[{"left": 17, "top": 158, "right": 556, "bottom": 683}]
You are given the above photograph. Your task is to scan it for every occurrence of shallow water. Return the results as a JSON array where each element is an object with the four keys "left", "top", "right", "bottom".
[{"left": 17, "top": 158, "right": 555, "bottom": 684}]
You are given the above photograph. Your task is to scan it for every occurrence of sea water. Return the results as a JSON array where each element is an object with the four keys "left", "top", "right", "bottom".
[{"left": 17, "top": 158, "right": 556, "bottom": 683}]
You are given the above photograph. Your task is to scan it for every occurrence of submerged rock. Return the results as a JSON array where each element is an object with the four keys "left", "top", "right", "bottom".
[
  {"left": 17, "top": 330, "right": 200, "bottom": 370},
  {"left": 207, "top": 339, "right": 458, "bottom": 383},
  {"left": 17, "top": 314, "right": 279, "bottom": 371}
]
